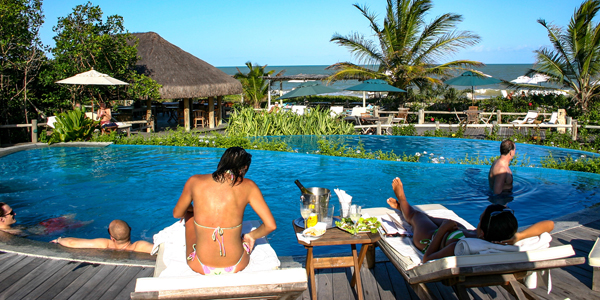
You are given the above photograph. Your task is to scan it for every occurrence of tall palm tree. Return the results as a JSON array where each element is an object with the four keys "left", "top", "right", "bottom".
[
  {"left": 234, "top": 62, "right": 283, "bottom": 108},
  {"left": 530, "top": 0, "right": 600, "bottom": 112},
  {"left": 328, "top": 0, "right": 481, "bottom": 93}
]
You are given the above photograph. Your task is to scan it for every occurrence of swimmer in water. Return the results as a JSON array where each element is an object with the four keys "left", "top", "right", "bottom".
[
  {"left": 51, "top": 220, "right": 153, "bottom": 253},
  {"left": 0, "top": 202, "right": 23, "bottom": 236},
  {"left": 489, "top": 140, "right": 515, "bottom": 195}
]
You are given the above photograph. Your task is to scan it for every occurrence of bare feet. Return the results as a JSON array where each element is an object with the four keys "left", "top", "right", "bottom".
[
  {"left": 387, "top": 197, "right": 399, "bottom": 209},
  {"left": 392, "top": 177, "right": 407, "bottom": 202}
]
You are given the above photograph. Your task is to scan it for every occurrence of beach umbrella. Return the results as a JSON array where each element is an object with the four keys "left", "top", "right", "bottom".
[
  {"left": 277, "top": 81, "right": 339, "bottom": 99},
  {"left": 56, "top": 68, "right": 129, "bottom": 110},
  {"left": 444, "top": 71, "right": 502, "bottom": 104},
  {"left": 345, "top": 79, "right": 406, "bottom": 107}
]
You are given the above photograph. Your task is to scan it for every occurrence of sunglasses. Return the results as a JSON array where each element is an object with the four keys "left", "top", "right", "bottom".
[
  {"left": 487, "top": 208, "right": 514, "bottom": 231},
  {"left": 2, "top": 210, "right": 15, "bottom": 217}
]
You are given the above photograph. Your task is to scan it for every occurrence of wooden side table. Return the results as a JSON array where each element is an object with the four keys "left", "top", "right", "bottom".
[{"left": 293, "top": 222, "right": 381, "bottom": 300}]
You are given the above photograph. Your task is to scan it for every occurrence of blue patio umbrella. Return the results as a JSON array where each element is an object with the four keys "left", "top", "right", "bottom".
[
  {"left": 345, "top": 79, "right": 406, "bottom": 107},
  {"left": 277, "top": 81, "right": 339, "bottom": 100},
  {"left": 444, "top": 71, "right": 502, "bottom": 103}
]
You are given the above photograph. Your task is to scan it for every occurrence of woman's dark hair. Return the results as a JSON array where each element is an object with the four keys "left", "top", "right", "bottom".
[
  {"left": 212, "top": 147, "right": 252, "bottom": 186},
  {"left": 480, "top": 204, "right": 518, "bottom": 242}
]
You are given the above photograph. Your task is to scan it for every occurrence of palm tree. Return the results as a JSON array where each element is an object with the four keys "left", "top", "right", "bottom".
[
  {"left": 234, "top": 62, "right": 283, "bottom": 108},
  {"left": 530, "top": 0, "right": 600, "bottom": 112},
  {"left": 328, "top": 0, "right": 481, "bottom": 94}
]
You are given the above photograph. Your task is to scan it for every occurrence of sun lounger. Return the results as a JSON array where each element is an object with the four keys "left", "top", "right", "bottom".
[
  {"left": 589, "top": 237, "right": 600, "bottom": 291},
  {"left": 363, "top": 206, "right": 584, "bottom": 300},
  {"left": 330, "top": 105, "right": 344, "bottom": 117},
  {"left": 130, "top": 220, "right": 307, "bottom": 300},
  {"left": 511, "top": 110, "right": 539, "bottom": 125},
  {"left": 542, "top": 111, "right": 558, "bottom": 125}
]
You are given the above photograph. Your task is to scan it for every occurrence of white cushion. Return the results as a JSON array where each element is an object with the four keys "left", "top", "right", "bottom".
[{"left": 589, "top": 237, "right": 600, "bottom": 267}]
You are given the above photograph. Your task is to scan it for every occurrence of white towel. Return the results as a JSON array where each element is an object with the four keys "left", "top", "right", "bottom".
[
  {"left": 153, "top": 220, "right": 280, "bottom": 277},
  {"left": 454, "top": 232, "right": 552, "bottom": 255},
  {"left": 334, "top": 189, "right": 352, "bottom": 217},
  {"left": 296, "top": 222, "right": 327, "bottom": 244}
]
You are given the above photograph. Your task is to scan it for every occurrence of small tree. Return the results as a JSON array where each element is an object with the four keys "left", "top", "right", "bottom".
[{"left": 234, "top": 62, "right": 283, "bottom": 108}]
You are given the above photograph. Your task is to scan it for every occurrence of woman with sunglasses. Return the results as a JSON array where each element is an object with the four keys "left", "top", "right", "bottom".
[
  {"left": 387, "top": 177, "right": 554, "bottom": 263},
  {"left": 0, "top": 202, "right": 22, "bottom": 236}
]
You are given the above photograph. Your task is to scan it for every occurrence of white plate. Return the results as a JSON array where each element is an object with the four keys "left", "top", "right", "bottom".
[
  {"left": 294, "top": 217, "right": 339, "bottom": 229},
  {"left": 302, "top": 227, "right": 326, "bottom": 238}
]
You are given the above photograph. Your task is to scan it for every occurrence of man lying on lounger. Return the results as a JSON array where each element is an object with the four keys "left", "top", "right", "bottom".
[
  {"left": 387, "top": 177, "right": 554, "bottom": 262},
  {"left": 51, "top": 220, "right": 153, "bottom": 253}
]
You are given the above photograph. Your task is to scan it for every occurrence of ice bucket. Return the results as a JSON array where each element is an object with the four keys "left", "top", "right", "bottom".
[{"left": 300, "top": 187, "right": 331, "bottom": 222}]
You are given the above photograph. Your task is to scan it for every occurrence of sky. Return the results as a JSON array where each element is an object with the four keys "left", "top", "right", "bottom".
[{"left": 39, "top": 0, "right": 583, "bottom": 67}]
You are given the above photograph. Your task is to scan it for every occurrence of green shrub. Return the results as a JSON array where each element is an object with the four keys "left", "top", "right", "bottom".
[
  {"left": 49, "top": 109, "right": 99, "bottom": 144},
  {"left": 541, "top": 154, "right": 600, "bottom": 174},
  {"left": 391, "top": 124, "right": 417, "bottom": 136}
]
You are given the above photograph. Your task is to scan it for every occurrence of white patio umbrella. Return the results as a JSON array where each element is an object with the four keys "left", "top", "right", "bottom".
[
  {"left": 56, "top": 68, "right": 129, "bottom": 110},
  {"left": 510, "top": 74, "right": 550, "bottom": 85},
  {"left": 510, "top": 76, "right": 533, "bottom": 84}
]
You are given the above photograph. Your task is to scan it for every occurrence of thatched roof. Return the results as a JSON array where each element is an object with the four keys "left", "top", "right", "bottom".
[{"left": 130, "top": 32, "right": 242, "bottom": 99}]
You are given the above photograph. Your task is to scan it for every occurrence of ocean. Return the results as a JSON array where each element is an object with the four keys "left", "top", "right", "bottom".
[{"left": 218, "top": 64, "right": 536, "bottom": 96}]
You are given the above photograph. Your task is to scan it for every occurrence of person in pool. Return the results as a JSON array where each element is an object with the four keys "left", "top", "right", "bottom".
[
  {"left": 173, "top": 147, "right": 276, "bottom": 275},
  {"left": 50, "top": 220, "right": 153, "bottom": 253},
  {"left": 387, "top": 177, "right": 554, "bottom": 262},
  {"left": 0, "top": 202, "right": 23, "bottom": 236},
  {"left": 489, "top": 139, "right": 515, "bottom": 195}
]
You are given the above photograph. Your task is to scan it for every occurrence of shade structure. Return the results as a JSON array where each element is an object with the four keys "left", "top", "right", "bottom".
[
  {"left": 511, "top": 76, "right": 533, "bottom": 84},
  {"left": 511, "top": 74, "right": 549, "bottom": 85},
  {"left": 278, "top": 81, "right": 339, "bottom": 99},
  {"left": 55, "top": 69, "right": 129, "bottom": 85},
  {"left": 345, "top": 79, "right": 406, "bottom": 107},
  {"left": 444, "top": 71, "right": 502, "bottom": 103},
  {"left": 131, "top": 32, "right": 242, "bottom": 99}
]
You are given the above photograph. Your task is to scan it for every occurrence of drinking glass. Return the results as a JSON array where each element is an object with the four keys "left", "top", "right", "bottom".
[
  {"left": 300, "top": 203, "right": 312, "bottom": 228},
  {"left": 321, "top": 204, "right": 335, "bottom": 228},
  {"left": 349, "top": 205, "right": 361, "bottom": 237}
]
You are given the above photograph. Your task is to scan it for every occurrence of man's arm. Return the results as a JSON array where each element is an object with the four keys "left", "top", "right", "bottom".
[
  {"left": 52, "top": 237, "right": 110, "bottom": 249},
  {"left": 499, "top": 220, "right": 555, "bottom": 245},
  {"left": 132, "top": 241, "right": 154, "bottom": 254}
]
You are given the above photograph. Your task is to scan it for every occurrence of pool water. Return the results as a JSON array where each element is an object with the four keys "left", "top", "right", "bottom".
[
  {"left": 260, "top": 135, "right": 599, "bottom": 166},
  {"left": 1, "top": 144, "right": 600, "bottom": 257}
]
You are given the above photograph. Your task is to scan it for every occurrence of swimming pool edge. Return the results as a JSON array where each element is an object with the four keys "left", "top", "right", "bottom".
[{"left": 0, "top": 142, "right": 113, "bottom": 158}]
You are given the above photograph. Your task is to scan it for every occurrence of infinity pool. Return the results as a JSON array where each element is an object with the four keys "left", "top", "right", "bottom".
[{"left": 1, "top": 144, "right": 599, "bottom": 256}]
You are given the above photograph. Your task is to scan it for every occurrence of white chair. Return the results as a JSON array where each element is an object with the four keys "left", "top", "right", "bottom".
[
  {"left": 329, "top": 106, "right": 344, "bottom": 117},
  {"left": 542, "top": 112, "right": 558, "bottom": 125},
  {"left": 511, "top": 110, "right": 538, "bottom": 125},
  {"left": 501, "top": 90, "right": 508, "bottom": 98},
  {"left": 291, "top": 105, "right": 306, "bottom": 115},
  {"left": 46, "top": 116, "right": 57, "bottom": 129},
  {"left": 350, "top": 106, "right": 367, "bottom": 117}
]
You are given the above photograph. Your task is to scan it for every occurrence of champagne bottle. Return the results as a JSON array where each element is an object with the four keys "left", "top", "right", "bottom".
[{"left": 294, "top": 180, "right": 313, "bottom": 195}]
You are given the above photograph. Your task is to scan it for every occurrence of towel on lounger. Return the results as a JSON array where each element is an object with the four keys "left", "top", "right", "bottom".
[
  {"left": 454, "top": 232, "right": 552, "bottom": 255},
  {"left": 152, "top": 220, "right": 280, "bottom": 277}
]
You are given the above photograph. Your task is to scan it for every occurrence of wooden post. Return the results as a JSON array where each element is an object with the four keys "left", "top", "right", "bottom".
[
  {"left": 374, "top": 107, "right": 379, "bottom": 118},
  {"left": 217, "top": 96, "right": 223, "bottom": 126},
  {"left": 435, "top": 121, "right": 440, "bottom": 130},
  {"left": 496, "top": 110, "right": 502, "bottom": 124},
  {"left": 418, "top": 109, "right": 424, "bottom": 124},
  {"left": 566, "top": 116, "right": 572, "bottom": 135},
  {"left": 184, "top": 99, "right": 190, "bottom": 132},
  {"left": 208, "top": 96, "right": 215, "bottom": 129},
  {"left": 376, "top": 121, "right": 381, "bottom": 135},
  {"left": 572, "top": 119, "right": 578, "bottom": 141},
  {"left": 146, "top": 99, "right": 153, "bottom": 132},
  {"left": 31, "top": 119, "right": 38, "bottom": 143}
]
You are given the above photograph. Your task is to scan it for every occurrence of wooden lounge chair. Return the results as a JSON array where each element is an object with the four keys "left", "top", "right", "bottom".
[
  {"left": 542, "top": 111, "right": 558, "bottom": 125},
  {"left": 130, "top": 220, "right": 307, "bottom": 300},
  {"left": 394, "top": 108, "right": 409, "bottom": 124},
  {"left": 511, "top": 110, "right": 539, "bottom": 125},
  {"left": 363, "top": 206, "right": 585, "bottom": 300}
]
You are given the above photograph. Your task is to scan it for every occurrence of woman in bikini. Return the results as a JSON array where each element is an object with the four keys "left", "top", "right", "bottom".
[
  {"left": 173, "top": 147, "right": 276, "bottom": 275},
  {"left": 387, "top": 177, "right": 554, "bottom": 263}
]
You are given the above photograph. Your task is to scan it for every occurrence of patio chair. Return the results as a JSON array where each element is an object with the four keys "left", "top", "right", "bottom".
[
  {"left": 291, "top": 105, "right": 307, "bottom": 115},
  {"left": 466, "top": 107, "right": 479, "bottom": 124},
  {"left": 511, "top": 110, "right": 538, "bottom": 125},
  {"left": 130, "top": 220, "right": 307, "bottom": 300},
  {"left": 542, "top": 111, "right": 558, "bottom": 125},
  {"left": 362, "top": 206, "right": 585, "bottom": 300},
  {"left": 330, "top": 106, "right": 344, "bottom": 117},
  {"left": 394, "top": 108, "right": 409, "bottom": 124},
  {"left": 193, "top": 110, "right": 206, "bottom": 128}
]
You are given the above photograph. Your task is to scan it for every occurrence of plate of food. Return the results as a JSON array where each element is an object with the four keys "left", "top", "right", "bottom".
[
  {"left": 335, "top": 216, "right": 381, "bottom": 235},
  {"left": 302, "top": 226, "right": 326, "bottom": 238}
]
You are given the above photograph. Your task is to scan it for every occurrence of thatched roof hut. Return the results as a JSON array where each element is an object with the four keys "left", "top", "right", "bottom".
[{"left": 130, "top": 32, "right": 242, "bottom": 99}]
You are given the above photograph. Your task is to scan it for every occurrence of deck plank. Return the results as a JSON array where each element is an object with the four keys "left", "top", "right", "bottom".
[
  {"left": 84, "top": 264, "right": 130, "bottom": 299},
  {"left": 41, "top": 262, "right": 96, "bottom": 299},
  {"left": 1, "top": 258, "right": 68, "bottom": 299},
  {"left": 100, "top": 266, "right": 149, "bottom": 300},
  {"left": 331, "top": 266, "right": 353, "bottom": 300},
  {"left": 384, "top": 262, "right": 418, "bottom": 300},
  {"left": 114, "top": 267, "right": 154, "bottom": 300},
  {"left": 53, "top": 264, "right": 116, "bottom": 300},
  {"left": 360, "top": 265, "right": 382, "bottom": 300},
  {"left": 316, "top": 268, "right": 334, "bottom": 300},
  {"left": 372, "top": 262, "right": 396, "bottom": 300},
  {"left": 0, "top": 253, "right": 27, "bottom": 274},
  {"left": 0, "top": 256, "right": 43, "bottom": 293},
  {"left": 21, "top": 261, "right": 84, "bottom": 299}
]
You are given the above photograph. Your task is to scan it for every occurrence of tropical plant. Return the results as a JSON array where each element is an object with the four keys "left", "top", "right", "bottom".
[
  {"left": 226, "top": 106, "right": 355, "bottom": 136},
  {"left": 530, "top": 0, "right": 600, "bottom": 112},
  {"left": 327, "top": 0, "right": 481, "bottom": 96},
  {"left": 234, "top": 62, "right": 283, "bottom": 108},
  {"left": 49, "top": 109, "right": 99, "bottom": 144}
]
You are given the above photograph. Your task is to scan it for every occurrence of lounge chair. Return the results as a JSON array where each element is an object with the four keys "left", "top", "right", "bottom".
[
  {"left": 84, "top": 112, "right": 132, "bottom": 136},
  {"left": 394, "top": 108, "right": 409, "bottom": 124},
  {"left": 511, "top": 110, "right": 539, "bottom": 125},
  {"left": 291, "top": 105, "right": 307, "bottom": 115},
  {"left": 363, "top": 206, "right": 584, "bottom": 300},
  {"left": 330, "top": 105, "right": 344, "bottom": 117},
  {"left": 542, "top": 111, "right": 558, "bottom": 125},
  {"left": 130, "top": 220, "right": 307, "bottom": 300}
]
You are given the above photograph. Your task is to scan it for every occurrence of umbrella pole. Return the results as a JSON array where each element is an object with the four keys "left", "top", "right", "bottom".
[
  {"left": 471, "top": 86, "right": 475, "bottom": 105},
  {"left": 363, "top": 91, "right": 366, "bottom": 108}
]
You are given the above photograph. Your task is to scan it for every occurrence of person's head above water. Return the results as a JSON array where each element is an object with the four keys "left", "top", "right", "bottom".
[
  {"left": 212, "top": 147, "right": 253, "bottom": 186},
  {"left": 108, "top": 219, "right": 131, "bottom": 243},
  {"left": 499, "top": 139, "right": 516, "bottom": 156},
  {"left": 478, "top": 204, "right": 518, "bottom": 242},
  {"left": 0, "top": 202, "right": 16, "bottom": 229}
]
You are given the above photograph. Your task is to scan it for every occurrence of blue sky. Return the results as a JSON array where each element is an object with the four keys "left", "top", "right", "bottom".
[{"left": 40, "top": 0, "right": 582, "bottom": 67}]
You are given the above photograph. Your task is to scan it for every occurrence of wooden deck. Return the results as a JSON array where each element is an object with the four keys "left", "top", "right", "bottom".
[{"left": 0, "top": 218, "right": 597, "bottom": 299}]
